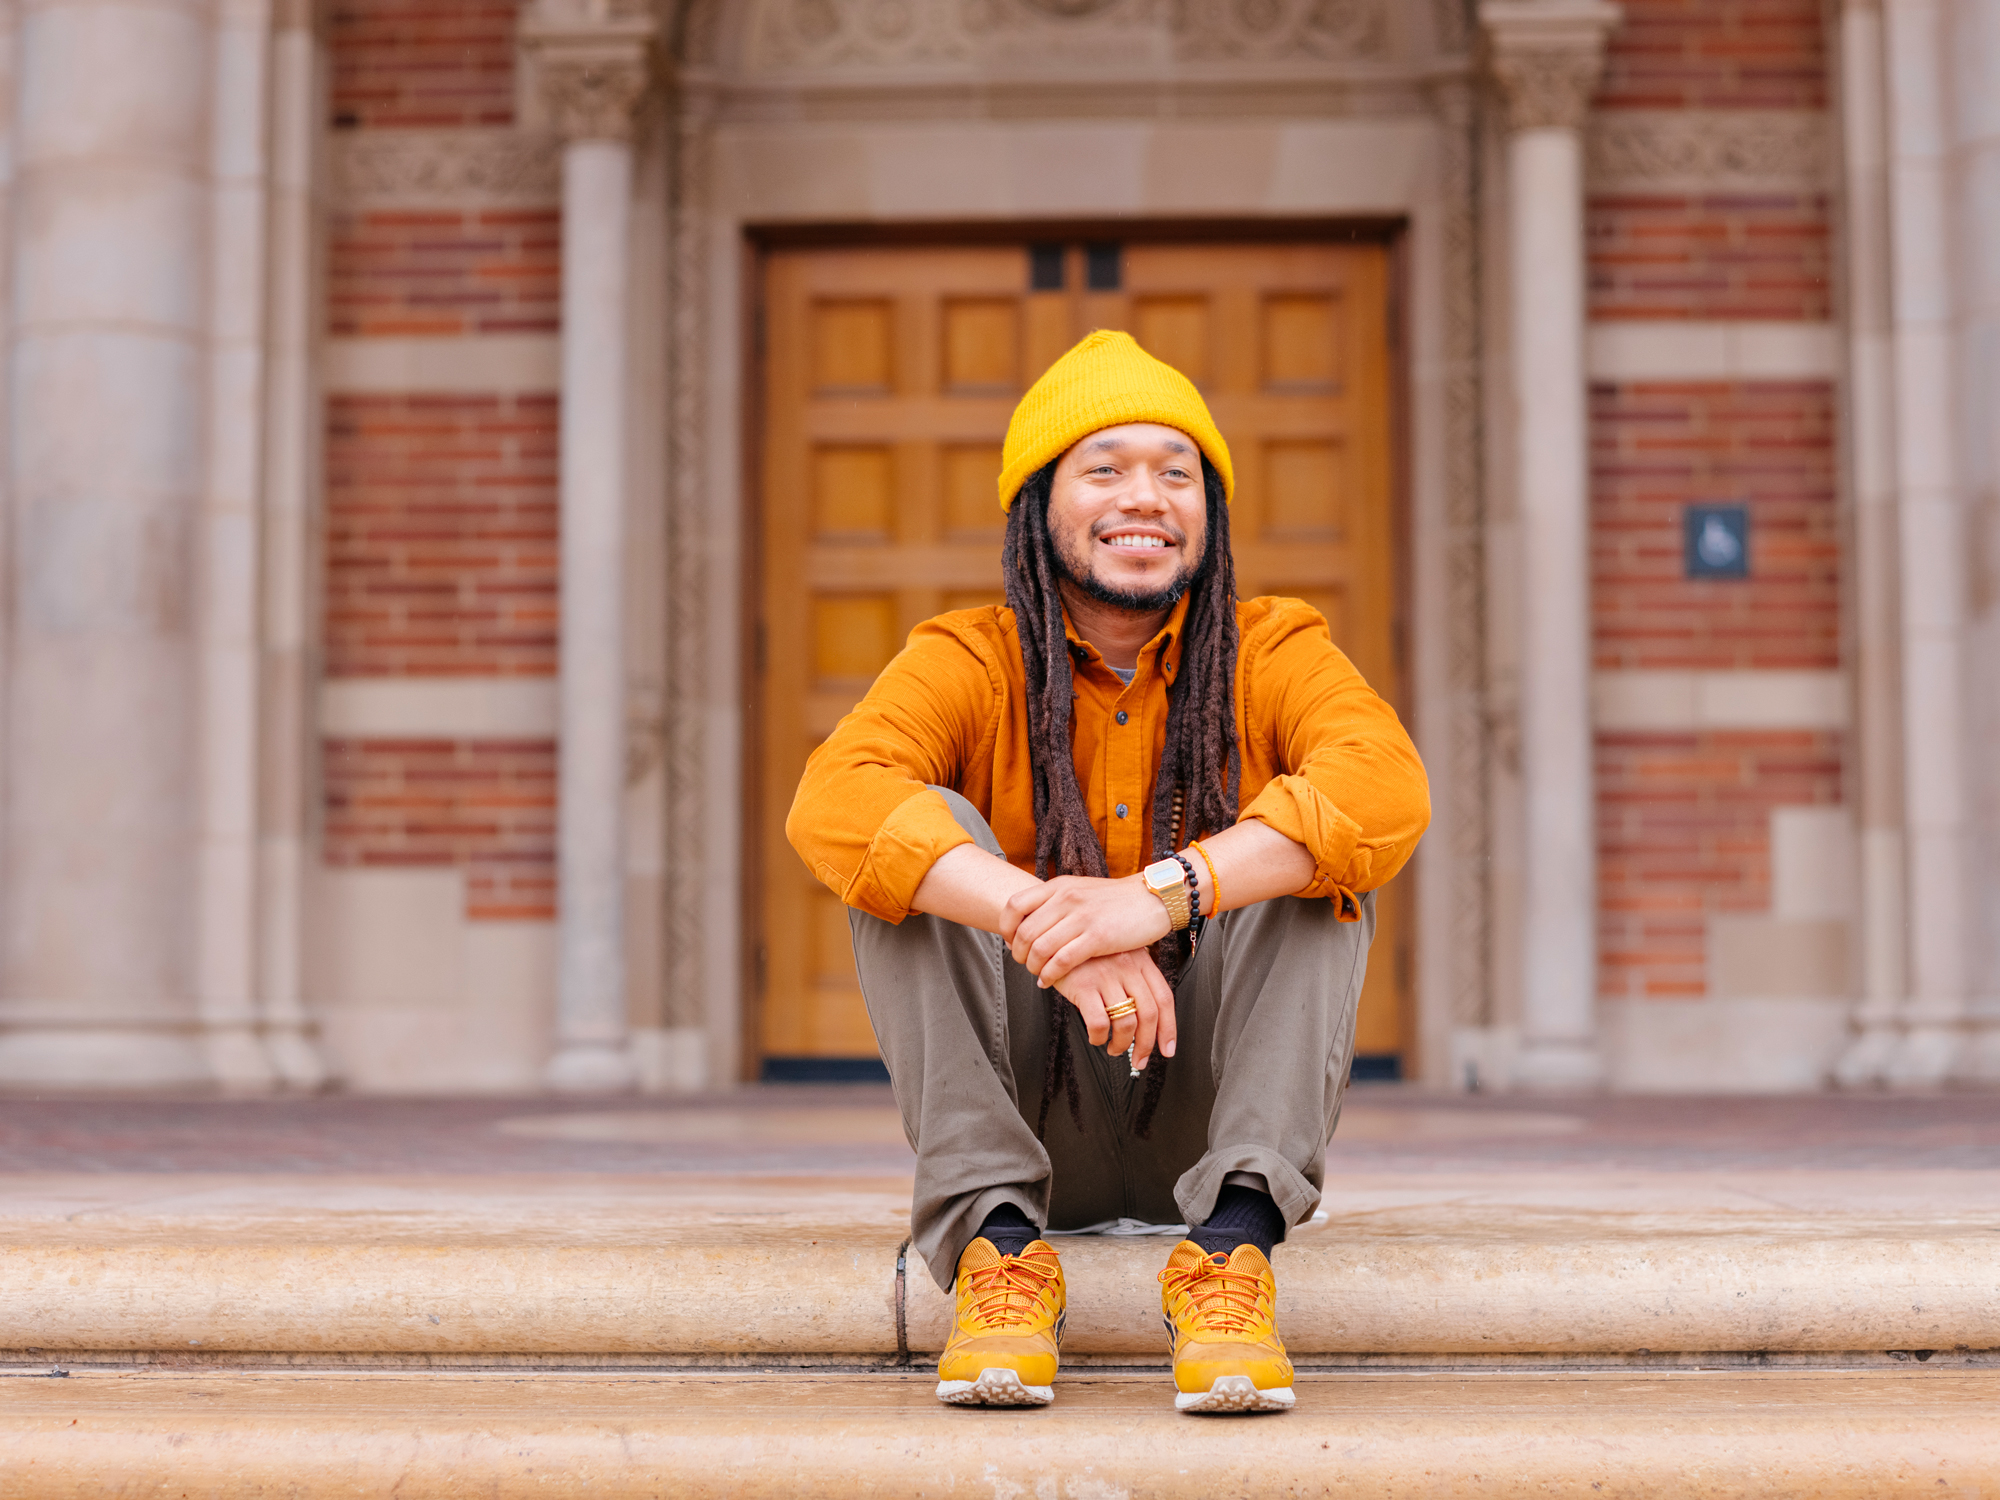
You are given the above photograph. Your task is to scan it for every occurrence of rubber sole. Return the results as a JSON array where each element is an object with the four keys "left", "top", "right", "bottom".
[
  {"left": 1174, "top": 1375, "right": 1295, "bottom": 1414},
  {"left": 936, "top": 1367, "right": 1055, "bottom": 1407}
]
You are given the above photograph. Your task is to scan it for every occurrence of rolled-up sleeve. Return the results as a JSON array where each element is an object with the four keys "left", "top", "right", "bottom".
[
  {"left": 785, "top": 620, "right": 996, "bottom": 923},
  {"left": 1236, "top": 604, "right": 1430, "bottom": 919}
]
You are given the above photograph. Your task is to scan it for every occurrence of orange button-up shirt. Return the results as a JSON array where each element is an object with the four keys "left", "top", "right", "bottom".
[{"left": 787, "top": 594, "right": 1429, "bottom": 924}]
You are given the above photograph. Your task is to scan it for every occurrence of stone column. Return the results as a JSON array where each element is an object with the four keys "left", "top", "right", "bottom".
[
  {"left": 1831, "top": 0, "right": 1911, "bottom": 1088},
  {"left": 1957, "top": 0, "right": 2000, "bottom": 1080},
  {"left": 1877, "top": 0, "right": 1971, "bottom": 1085},
  {"left": 1483, "top": 2, "right": 1621, "bottom": 1090},
  {"left": 256, "top": 0, "right": 330, "bottom": 1088},
  {"left": 521, "top": 10, "right": 657, "bottom": 1092},
  {"left": 0, "top": 0, "right": 214, "bottom": 1084},
  {"left": 197, "top": 0, "right": 282, "bottom": 1091}
]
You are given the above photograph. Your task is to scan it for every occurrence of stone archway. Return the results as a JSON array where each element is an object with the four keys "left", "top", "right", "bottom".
[{"left": 655, "top": 0, "right": 1495, "bottom": 1084}]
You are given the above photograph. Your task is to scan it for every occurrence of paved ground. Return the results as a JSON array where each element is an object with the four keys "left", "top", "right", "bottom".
[{"left": 3, "top": 1085, "right": 2000, "bottom": 1174}]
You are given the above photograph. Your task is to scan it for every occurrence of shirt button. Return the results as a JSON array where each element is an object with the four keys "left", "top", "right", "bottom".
[
  {"left": 1115, "top": 710, "right": 1128, "bottom": 725},
  {"left": 1115, "top": 803, "right": 1128, "bottom": 818}
]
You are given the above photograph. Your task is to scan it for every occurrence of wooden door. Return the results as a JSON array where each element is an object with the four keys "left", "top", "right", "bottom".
[{"left": 756, "top": 239, "right": 1407, "bottom": 1075}]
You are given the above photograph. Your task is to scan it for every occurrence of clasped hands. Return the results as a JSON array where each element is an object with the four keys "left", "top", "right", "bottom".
[{"left": 998, "top": 875, "right": 1177, "bottom": 1071}]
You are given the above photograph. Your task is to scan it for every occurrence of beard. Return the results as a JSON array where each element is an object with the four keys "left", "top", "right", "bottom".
[{"left": 1051, "top": 519, "right": 1203, "bottom": 614}]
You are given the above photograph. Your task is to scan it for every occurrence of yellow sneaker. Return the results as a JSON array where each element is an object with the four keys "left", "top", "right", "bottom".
[
  {"left": 935, "top": 1237, "right": 1065, "bottom": 1407},
  {"left": 1158, "top": 1239, "right": 1295, "bottom": 1413}
]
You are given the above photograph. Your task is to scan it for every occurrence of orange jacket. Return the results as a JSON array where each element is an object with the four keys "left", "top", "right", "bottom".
[{"left": 786, "top": 595, "right": 1429, "bottom": 924}]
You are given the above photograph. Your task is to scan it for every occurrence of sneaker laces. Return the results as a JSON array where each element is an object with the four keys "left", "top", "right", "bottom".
[
  {"left": 962, "top": 1251, "right": 1060, "bottom": 1332},
  {"left": 1159, "top": 1253, "right": 1266, "bottom": 1338}
]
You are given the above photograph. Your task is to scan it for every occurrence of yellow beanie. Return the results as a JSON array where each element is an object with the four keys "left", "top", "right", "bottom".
[{"left": 997, "top": 330, "right": 1233, "bottom": 511}]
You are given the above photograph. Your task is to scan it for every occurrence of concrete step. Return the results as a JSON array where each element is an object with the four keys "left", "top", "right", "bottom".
[
  {"left": 7, "top": 1170, "right": 2000, "bottom": 1360},
  {"left": 3, "top": 1365, "right": 1998, "bottom": 1496}
]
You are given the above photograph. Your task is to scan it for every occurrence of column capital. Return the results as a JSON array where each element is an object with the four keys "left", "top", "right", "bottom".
[
  {"left": 519, "top": 2, "right": 663, "bottom": 142},
  {"left": 1480, "top": 1, "right": 1621, "bottom": 132}
]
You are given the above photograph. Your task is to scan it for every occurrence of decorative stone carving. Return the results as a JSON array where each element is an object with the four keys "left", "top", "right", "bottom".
[
  {"left": 1431, "top": 0, "right": 1473, "bottom": 54},
  {"left": 1425, "top": 75, "right": 1494, "bottom": 1035},
  {"left": 1488, "top": 48, "right": 1602, "bottom": 130},
  {"left": 744, "top": 0, "right": 1391, "bottom": 71},
  {"left": 1178, "top": 0, "right": 1387, "bottom": 60},
  {"left": 519, "top": 3, "right": 662, "bottom": 141},
  {"left": 537, "top": 55, "right": 656, "bottom": 139},
  {"left": 1589, "top": 110, "right": 1831, "bottom": 193},
  {"left": 331, "top": 130, "right": 562, "bottom": 208},
  {"left": 662, "top": 110, "right": 713, "bottom": 1035},
  {"left": 1480, "top": 0, "right": 1620, "bottom": 132}
]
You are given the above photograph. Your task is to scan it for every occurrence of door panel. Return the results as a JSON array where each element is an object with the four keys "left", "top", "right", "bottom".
[{"left": 757, "top": 239, "right": 1407, "bottom": 1073}]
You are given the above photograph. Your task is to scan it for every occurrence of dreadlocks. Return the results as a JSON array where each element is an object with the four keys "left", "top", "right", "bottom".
[{"left": 1002, "top": 455, "right": 1241, "bottom": 1140}]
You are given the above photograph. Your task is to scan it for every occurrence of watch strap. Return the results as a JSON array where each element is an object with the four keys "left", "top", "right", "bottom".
[
  {"left": 1171, "top": 852, "right": 1202, "bottom": 918},
  {"left": 1147, "top": 859, "right": 1192, "bottom": 931}
]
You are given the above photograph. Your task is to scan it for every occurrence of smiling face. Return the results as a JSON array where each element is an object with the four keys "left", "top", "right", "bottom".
[{"left": 1045, "top": 422, "right": 1209, "bottom": 615}]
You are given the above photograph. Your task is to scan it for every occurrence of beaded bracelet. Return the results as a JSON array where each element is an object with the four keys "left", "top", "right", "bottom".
[
  {"left": 1170, "top": 852, "right": 1205, "bottom": 952},
  {"left": 1189, "top": 839, "right": 1221, "bottom": 917}
]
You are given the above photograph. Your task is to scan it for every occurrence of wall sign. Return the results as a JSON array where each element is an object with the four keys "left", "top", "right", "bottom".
[{"left": 1685, "top": 502, "right": 1750, "bottom": 580}]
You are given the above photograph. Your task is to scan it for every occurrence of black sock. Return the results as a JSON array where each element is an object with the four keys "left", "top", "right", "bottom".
[
  {"left": 1189, "top": 1184, "right": 1286, "bottom": 1260},
  {"left": 976, "top": 1202, "right": 1041, "bottom": 1258}
]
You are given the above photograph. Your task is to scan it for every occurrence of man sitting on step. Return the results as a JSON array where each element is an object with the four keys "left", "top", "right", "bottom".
[{"left": 787, "top": 330, "right": 1429, "bottom": 1413}]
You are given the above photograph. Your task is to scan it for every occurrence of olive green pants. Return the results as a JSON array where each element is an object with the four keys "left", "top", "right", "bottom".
[{"left": 850, "top": 788, "right": 1373, "bottom": 1290}]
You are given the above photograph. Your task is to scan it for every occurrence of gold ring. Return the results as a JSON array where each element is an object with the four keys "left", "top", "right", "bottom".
[{"left": 1103, "top": 998, "right": 1139, "bottom": 1021}]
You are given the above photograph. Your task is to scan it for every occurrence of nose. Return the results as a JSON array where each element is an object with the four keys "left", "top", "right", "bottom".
[{"left": 1119, "top": 466, "right": 1169, "bottom": 512}]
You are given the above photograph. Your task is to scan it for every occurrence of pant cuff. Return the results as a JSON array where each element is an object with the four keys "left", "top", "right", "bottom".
[
  {"left": 1173, "top": 1147, "right": 1320, "bottom": 1238},
  {"left": 916, "top": 1183, "right": 1048, "bottom": 1292}
]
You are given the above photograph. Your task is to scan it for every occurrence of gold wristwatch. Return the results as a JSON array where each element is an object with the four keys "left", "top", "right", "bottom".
[{"left": 1143, "top": 857, "right": 1193, "bottom": 932}]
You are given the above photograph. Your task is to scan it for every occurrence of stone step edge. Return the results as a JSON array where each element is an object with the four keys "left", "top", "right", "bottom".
[
  {"left": 6, "top": 1348, "right": 1997, "bottom": 1372},
  {"left": 5, "top": 1369, "right": 2000, "bottom": 1498},
  {"left": 7, "top": 1233, "right": 1999, "bottom": 1357}
]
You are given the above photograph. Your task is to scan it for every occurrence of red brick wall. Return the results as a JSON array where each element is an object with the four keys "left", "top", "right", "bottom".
[
  {"left": 324, "top": 4, "right": 561, "bottom": 919},
  {"left": 325, "top": 393, "right": 559, "bottom": 679},
  {"left": 329, "top": 210, "right": 559, "bottom": 339},
  {"left": 1589, "top": 193, "right": 1831, "bottom": 322},
  {"left": 323, "top": 738, "right": 556, "bottom": 921},
  {"left": 1598, "top": 730, "right": 1843, "bottom": 999},
  {"left": 1588, "top": 1, "right": 1838, "bottom": 1009},
  {"left": 1598, "top": 0, "right": 1828, "bottom": 109},
  {"left": 1592, "top": 380, "right": 1837, "bottom": 671},
  {"left": 329, "top": 0, "right": 515, "bottom": 129}
]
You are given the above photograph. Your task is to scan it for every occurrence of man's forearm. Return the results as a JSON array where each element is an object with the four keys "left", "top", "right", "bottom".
[
  {"left": 1180, "top": 819, "right": 1315, "bottom": 916},
  {"left": 909, "top": 842, "right": 1043, "bottom": 935},
  {"left": 913, "top": 820, "right": 1316, "bottom": 976}
]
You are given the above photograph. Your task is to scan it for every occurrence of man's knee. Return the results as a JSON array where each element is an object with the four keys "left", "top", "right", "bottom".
[{"left": 1204, "top": 890, "right": 1376, "bottom": 1025}]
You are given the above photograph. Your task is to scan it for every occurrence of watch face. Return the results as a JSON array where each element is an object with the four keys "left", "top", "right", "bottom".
[{"left": 1144, "top": 859, "right": 1181, "bottom": 892}]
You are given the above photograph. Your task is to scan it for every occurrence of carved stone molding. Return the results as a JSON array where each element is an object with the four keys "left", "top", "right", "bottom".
[
  {"left": 1480, "top": 0, "right": 1619, "bottom": 132},
  {"left": 519, "top": 4, "right": 663, "bottom": 141},
  {"left": 743, "top": 0, "right": 1391, "bottom": 71},
  {"left": 1488, "top": 48, "right": 1602, "bottom": 130},
  {"left": 661, "top": 110, "right": 713, "bottom": 1034},
  {"left": 1431, "top": 0, "right": 1474, "bottom": 53},
  {"left": 1589, "top": 109, "right": 1830, "bottom": 193},
  {"left": 1425, "top": 74, "right": 1494, "bottom": 1034},
  {"left": 538, "top": 55, "right": 656, "bottom": 139},
  {"left": 330, "top": 130, "right": 561, "bottom": 208}
]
